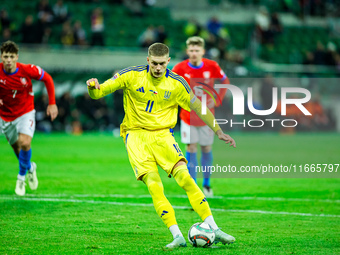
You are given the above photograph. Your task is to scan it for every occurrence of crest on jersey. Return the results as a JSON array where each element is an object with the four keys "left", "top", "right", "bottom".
[
  {"left": 164, "top": 91, "right": 171, "bottom": 100},
  {"left": 20, "top": 77, "right": 28, "bottom": 86},
  {"left": 203, "top": 71, "right": 211, "bottom": 78}
]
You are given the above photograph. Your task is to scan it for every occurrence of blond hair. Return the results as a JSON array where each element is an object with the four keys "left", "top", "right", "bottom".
[{"left": 186, "top": 36, "right": 205, "bottom": 48}]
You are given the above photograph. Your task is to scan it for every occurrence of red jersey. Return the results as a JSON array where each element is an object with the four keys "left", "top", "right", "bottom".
[
  {"left": 172, "top": 58, "right": 229, "bottom": 126},
  {"left": 0, "top": 62, "right": 56, "bottom": 122}
]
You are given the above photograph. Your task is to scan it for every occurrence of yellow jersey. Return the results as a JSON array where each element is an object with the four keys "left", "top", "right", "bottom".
[{"left": 88, "top": 65, "right": 192, "bottom": 137}]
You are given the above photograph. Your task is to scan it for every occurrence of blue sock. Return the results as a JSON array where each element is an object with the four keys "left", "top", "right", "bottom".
[
  {"left": 186, "top": 151, "right": 198, "bottom": 182},
  {"left": 202, "top": 151, "right": 213, "bottom": 187},
  {"left": 19, "top": 149, "right": 32, "bottom": 176}
]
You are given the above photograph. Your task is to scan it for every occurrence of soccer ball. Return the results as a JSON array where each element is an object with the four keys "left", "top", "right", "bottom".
[{"left": 188, "top": 222, "right": 215, "bottom": 248}]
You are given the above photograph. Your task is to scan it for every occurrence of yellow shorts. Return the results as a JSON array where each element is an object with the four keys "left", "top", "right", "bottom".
[{"left": 124, "top": 129, "right": 187, "bottom": 180}]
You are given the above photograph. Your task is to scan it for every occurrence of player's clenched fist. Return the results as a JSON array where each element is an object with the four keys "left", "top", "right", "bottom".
[{"left": 86, "top": 78, "right": 100, "bottom": 89}]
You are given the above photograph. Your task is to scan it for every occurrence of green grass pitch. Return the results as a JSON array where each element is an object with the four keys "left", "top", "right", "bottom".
[{"left": 0, "top": 132, "right": 339, "bottom": 254}]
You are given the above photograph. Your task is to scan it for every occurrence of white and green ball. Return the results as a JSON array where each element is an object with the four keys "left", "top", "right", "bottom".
[{"left": 188, "top": 222, "right": 215, "bottom": 248}]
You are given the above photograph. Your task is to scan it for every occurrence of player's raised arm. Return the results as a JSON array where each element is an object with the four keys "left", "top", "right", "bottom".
[
  {"left": 86, "top": 78, "right": 109, "bottom": 99},
  {"left": 86, "top": 73, "right": 125, "bottom": 99},
  {"left": 189, "top": 91, "right": 236, "bottom": 148}
]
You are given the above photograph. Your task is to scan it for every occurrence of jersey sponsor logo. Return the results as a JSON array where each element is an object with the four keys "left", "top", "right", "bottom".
[
  {"left": 136, "top": 87, "right": 145, "bottom": 93},
  {"left": 163, "top": 91, "right": 171, "bottom": 100},
  {"left": 184, "top": 73, "right": 191, "bottom": 79},
  {"left": 0, "top": 79, "right": 5, "bottom": 84},
  {"left": 149, "top": 90, "right": 158, "bottom": 95},
  {"left": 20, "top": 77, "right": 28, "bottom": 87}
]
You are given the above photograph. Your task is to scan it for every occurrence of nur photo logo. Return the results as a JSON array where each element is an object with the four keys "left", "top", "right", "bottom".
[{"left": 200, "top": 84, "right": 312, "bottom": 128}]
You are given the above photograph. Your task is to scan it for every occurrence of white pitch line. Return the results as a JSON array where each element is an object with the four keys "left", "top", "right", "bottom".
[
  {"left": 0, "top": 196, "right": 339, "bottom": 218},
  {"left": 17, "top": 193, "right": 340, "bottom": 203}
]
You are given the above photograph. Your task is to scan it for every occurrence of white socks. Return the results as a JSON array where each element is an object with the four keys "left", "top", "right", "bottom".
[
  {"left": 204, "top": 215, "right": 218, "bottom": 230},
  {"left": 169, "top": 217, "right": 218, "bottom": 239},
  {"left": 17, "top": 174, "right": 25, "bottom": 181},
  {"left": 28, "top": 163, "right": 34, "bottom": 173},
  {"left": 169, "top": 225, "right": 183, "bottom": 238}
]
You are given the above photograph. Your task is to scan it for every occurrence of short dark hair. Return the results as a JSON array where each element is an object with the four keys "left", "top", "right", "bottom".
[
  {"left": 1, "top": 40, "right": 19, "bottom": 54},
  {"left": 148, "top": 43, "right": 169, "bottom": 57}
]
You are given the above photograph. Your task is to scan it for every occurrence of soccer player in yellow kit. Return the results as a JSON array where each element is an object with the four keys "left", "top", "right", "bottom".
[{"left": 86, "top": 43, "right": 236, "bottom": 249}]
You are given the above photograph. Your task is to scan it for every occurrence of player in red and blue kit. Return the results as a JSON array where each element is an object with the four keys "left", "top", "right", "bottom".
[
  {"left": 0, "top": 41, "right": 58, "bottom": 196},
  {"left": 172, "top": 36, "right": 229, "bottom": 197}
]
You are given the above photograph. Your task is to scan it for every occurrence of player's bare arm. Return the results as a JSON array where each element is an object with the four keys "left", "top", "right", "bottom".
[
  {"left": 46, "top": 104, "right": 58, "bottom": 121},
  {"left": 190, "top": 91, "right": 236, "bottom": 148},
  {"left": 0, "top": 99, "right": 3, "bottom": 106},
  {"left": 216, "top": 130, "right": 236, "bottom": 148}
]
